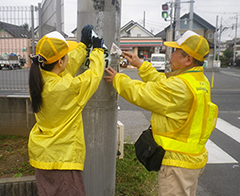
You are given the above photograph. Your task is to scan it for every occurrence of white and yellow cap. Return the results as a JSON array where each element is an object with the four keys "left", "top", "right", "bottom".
[
  {"left": 164, "top": 30, "right": 209, "bottom": 61},
  {"left": 36, "top": 31, "right": 78, "bottom": 64}
]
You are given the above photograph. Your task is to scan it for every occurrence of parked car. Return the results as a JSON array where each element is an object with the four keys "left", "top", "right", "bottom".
[
  {"left": 120, "top": 57, "right": 128, "bottom": 68},
  {"left": 150, "top": 53, "right": 166, "bottom": 72},
  {"left": 0, "top": 54, "right": 26, "bottom": 70}
]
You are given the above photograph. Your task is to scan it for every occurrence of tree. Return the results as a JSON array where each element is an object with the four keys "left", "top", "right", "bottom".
[{"left": 219, "top": 48, "right": 233, "bottom": 67}]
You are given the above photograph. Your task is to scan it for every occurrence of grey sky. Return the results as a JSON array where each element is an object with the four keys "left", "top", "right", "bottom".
[{"left": 1, "top": 0, "right": 240, "bottom": 41}]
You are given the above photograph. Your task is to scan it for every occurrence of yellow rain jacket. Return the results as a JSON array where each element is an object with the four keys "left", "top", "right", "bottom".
[
  {"left": 28, "top": 42, "right": 105, "bottom": 171},
  {"left": 113, "top": 62, "right": 218, "bottom": 169}
]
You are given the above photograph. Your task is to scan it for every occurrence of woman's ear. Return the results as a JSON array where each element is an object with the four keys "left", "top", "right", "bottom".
[
  {"left": 58, "top": 58, "right": 64, "bottom": 68},
  {"left": 51, "top": 59, "right": 64, "bottom": 75}
]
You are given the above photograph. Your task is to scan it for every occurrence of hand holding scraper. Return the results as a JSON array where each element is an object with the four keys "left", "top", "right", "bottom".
[
  {"left": 110, "top": 43, "right": 126, "bottom": 57},
  {"left": 110, "top": 43, "right": 142, "bottom": 69}
]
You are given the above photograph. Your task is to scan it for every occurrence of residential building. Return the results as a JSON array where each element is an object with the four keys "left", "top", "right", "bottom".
[
  {"left": 0, "top": 21, "right": 32, "bottom": 66},
  {"left": 120, "top": 20, "right": 163, "bottom": 60},
  {"left": 155, "top": 12, "right": 216, "bottom": 67},
  {"left": 71, "top": 21, "right": 164, "bottom": 61},
  {"left": 225, "top": 38, "right": 240, "bottom": 66}
]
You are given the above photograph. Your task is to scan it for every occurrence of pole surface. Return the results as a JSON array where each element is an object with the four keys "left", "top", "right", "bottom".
[
  {"left": 77, "top": 1, "right": 121, "bottom": 195},
  {"left": 189, "top": 0, "right": 194, "bottom": 30},
  {"left": 213, "top": 15, "right": 218, "bottom": 68},
  {"left": 233, "top": 15, "right": 238, "bottom": 66},
  {"left": 174, "top": 0, "right": 180, "bottom": 40}
]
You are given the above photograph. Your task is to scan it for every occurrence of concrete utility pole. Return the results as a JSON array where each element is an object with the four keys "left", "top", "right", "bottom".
[
  {"left": 213, "top": 15, "right": 218, "bottom": 67},
  {"left": 233, "top": 15, "right": 238, "bottom": 66},
  {"left": 77, "top": 0, "right": 120, "bottom": 195},
  {"left": 37, "top": 3, "right": 42, "bottom": 38},
  {"left": 189, "top": 0, "right": 194, "bottom": 30},
  {"left": 143, "top": 11, "right": 146, "bottom": 27},
  {"left": 31, "top": 5, "right": 35, "bottom": 54},
  {"left": 217, "top": 18, "right": 223, "bottom": 62},
  {"left": 166, "top": 2, "right": 174, "bottom": 61},
  {"left": 174, "top": 0, "right": 181, "bottom": 40},
  {"left": 55, "top": 0, "right": 62, "bottom": 32}
]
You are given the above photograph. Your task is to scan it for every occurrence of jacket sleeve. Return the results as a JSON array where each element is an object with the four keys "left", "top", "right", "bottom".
[
  {"left": 113, "top": 73, "right": 193, "bottom": 115},
  {"left": 71, "top": 48, "right": 105, "bottom": 107},
  {"left": 138, "top": 61, "right": 167, "bottom": 82},
  {"left": 63, "top": 42, "right": 87, "bottom": 77}
]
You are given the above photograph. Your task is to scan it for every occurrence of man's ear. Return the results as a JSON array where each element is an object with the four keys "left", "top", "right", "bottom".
[{"left": 185, "top": 55, "right": 194, "bottom": 67}]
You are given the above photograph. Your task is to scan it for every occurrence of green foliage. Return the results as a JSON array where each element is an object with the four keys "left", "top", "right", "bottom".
[
  {"left": 18, "top": 162, "right": 35, "bottom": 175},
  {"left": 220, "top": 48, "right": 233, "bottom": 67},
  {"left": 0, "top": 135, "right": 18, "bottom": 142},
  {"left": 0, "top": 135, "right": 24, "bottom": 145},
  {"left": 4, "top": 146, "right": 13, "bottom": 152},
  {"left": 223, "top": 49, "right": 233, "bottom": 59},
  {"left": 13, "top": 172, "right": 23, "bottom": 178},
  {"left": 116, "top": 144, "right": 158, "bottom": 196},
  {"left": 0, "top": 135, "right": 34, "bottom": 178}
]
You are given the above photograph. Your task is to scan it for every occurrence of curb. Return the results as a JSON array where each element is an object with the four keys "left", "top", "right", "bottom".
[{"left": 0, "top": 176, "right": 37, "bottom": 196}]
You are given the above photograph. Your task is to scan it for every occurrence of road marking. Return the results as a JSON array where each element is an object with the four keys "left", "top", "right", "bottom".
[
  {"left": 206, "top": 139, "right": 238, "bottom": 164},
  {"left": 216, "top": 118, "right": 240, "bottom": 143},
  {"left": 221, "top": 70, "right": 240, "bottom": 78},
  {"left": 206, "top": 118, "right": 240, "bottom": 164}
]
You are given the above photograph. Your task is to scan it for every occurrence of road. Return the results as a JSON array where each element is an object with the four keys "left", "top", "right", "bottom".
[{"left": 118, "top": 67, "right": 240, "bottom": 196}]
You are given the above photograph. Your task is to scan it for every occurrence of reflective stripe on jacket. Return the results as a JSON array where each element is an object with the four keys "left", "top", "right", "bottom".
[
  {"left": 28, "top": 43, "right": 105, "bottom": 170},
  {"left": 152, "top": 71, "right": 218, "bottom": 155},
  {"left": 113, "top": 62, "right": 218, "bottom": 169}
]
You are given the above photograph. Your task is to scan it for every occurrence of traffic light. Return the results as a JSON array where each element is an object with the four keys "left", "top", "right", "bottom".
[
  {"left": 162, "top": 3, "right": 168, "bottom": 10},
  {"left": 162, "top": 11, "right": 168, "bottom": 19},
  {"left": 162, "top": 3, "right": 169, "bottom": 19}
]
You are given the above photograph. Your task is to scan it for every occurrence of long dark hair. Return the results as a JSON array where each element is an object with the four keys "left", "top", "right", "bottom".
[{"left": 28, "top": 55, "right": 58, "bottom": 113}]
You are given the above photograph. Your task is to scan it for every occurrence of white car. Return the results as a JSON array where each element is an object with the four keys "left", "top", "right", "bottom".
[{"left": 151, "top": 53, "right": 166, "bottom": 72}]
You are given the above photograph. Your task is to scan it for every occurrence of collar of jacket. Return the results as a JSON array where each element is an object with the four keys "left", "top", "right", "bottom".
[{"left": 165, "top": 66, "right": 203, "bottom": 78}]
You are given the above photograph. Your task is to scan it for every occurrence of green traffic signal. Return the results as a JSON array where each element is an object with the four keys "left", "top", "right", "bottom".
[{"left": 162, "top": 11, "right": 168, "bottom": 18}]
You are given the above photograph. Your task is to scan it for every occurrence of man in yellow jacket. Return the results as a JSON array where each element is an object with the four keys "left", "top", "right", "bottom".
[{"left": 104, "top": 30, "right": 218, "bottom": 196}]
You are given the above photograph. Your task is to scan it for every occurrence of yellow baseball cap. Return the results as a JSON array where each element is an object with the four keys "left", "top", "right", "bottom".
[
  {"left": 164, "top": 30, "right": 209, "bottom": 61},
  {"left": 36, "top": 31, "right": 78, "bottom": 64}
]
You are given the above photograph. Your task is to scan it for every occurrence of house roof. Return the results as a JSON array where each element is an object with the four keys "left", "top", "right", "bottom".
[
  {"left": 155, "top": 29, "right": 166, "bottom": 40},
  {"left": 121, "top": 20, "right": 154, "bottom": 37},
  {"left": 155, "top": 12, "right": 215, "bottom": 38},
  {"left": 181, "top": 12, "right": 215, "bottom": 30},
  {"left": 120, "top": 20, "right": 163, "bottom": 48},
  {"left": 0, "top": 21, "right": 31, "bottom": 38},
  {"left": 34, "top": 24, "right": 69, "bottom": 38},
  {"left": 71, "top": 20, "right": 155, "bottom": 37}
]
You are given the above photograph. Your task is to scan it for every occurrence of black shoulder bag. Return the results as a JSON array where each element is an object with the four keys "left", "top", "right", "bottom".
[{"left": 134, "top": 126, "right": 165, "bottom": 171}]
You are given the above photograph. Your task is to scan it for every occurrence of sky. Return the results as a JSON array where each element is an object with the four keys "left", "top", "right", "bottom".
[{"left": 1, "top": 0, "right": 240, "bottom": 41}]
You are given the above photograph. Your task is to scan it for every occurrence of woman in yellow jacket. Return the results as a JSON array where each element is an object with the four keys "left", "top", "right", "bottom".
[
  {"left": 28, "top": 25, "right": 105, "bottom": 196},
  {"left": 104, "top": 30, "right": 218, "bottom": 196}
]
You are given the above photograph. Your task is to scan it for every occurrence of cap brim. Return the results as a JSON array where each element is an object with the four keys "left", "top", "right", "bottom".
[
  {"left": 164, "top": 41, "right": 181, "bottom": 48},
  {"left": 67, "top": 41, "right": 78, "bottom": 52}
]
